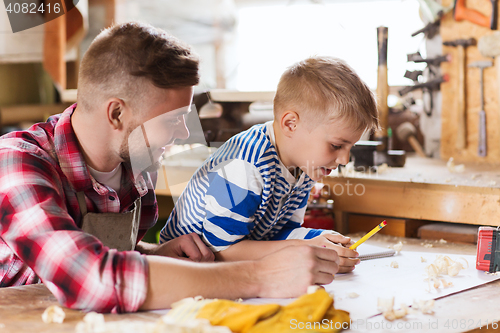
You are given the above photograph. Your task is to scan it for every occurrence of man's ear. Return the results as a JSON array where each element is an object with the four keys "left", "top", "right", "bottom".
[
  {"left": 106, "top": 98, "right": 126, "bottom": 130},
  {"left": 280, "top": 110, "right": 300, "bottom": 138}
]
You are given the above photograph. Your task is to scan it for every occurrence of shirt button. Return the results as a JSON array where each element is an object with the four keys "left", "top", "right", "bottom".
[{"left": 109, "top": 196, "right": 115, "bottom": 201}]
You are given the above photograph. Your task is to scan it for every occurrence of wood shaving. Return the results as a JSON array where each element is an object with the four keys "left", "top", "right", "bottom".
[
  {"left": 377, "top": 297, "right": 394, "bottom": 313},
  {"left": 439, "top": 239, "right": 447, "bottom": 244},
  {"left": 377, "top": 163, "right": 389, "bottom": 174},
  {"left": 422, "top": 243, "right": 433, "bottom": 248},
  {"left": 307, "top": 285, "right": 324, "bottom": 294},
  {"left": 424, "top": 255, "right": 468, "bottom": 290},
  {"left": 447, "top": 158, "right": 465, "bottom": 173},
  {"left": 390, "top": 261, "right": 399, "bottom": 268},
  {"left": 439, "top": 279, "right": 453, "bottom": 288},
  {"left": 421, "top": 257, "right": 427, "bottom": 263},
  {"left": 489, "top": 181, "right": 497, "bottom": 186},
  {"left": 377, "top": 297, "right": 408, "bottom": 321},
  {"left": 378, "top": 298, "right": 435, "bottom": 321},
  {"left": 392, "top": 241, "right": 403, "bottom": 253},
  {"left": 412, "top": 299, "right": 435, "bottom": 314},
  {"left": 347, "top": 292, "right": 359, "bottom": 298},
  {"left": 42, "top": 305, "right": 65, "bottom": 324}
]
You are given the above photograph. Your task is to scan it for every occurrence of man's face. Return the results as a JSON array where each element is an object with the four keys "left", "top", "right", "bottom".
[
  {"left": 288, "top": 117, "right": 364, "bottom": 181},
  {"left": 120, "top": 86, "right": 194, "bottom": 175}
]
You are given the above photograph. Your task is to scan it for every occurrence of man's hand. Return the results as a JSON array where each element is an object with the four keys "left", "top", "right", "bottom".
[
  {"left": 138, "top": 234, "right": 214, "bottom": 262},
  {"left": 253, "top": 245, "right": 339, "bottom": 298},
  {"left": 305, "top": 233, "right": 360, "bottom": 273}
]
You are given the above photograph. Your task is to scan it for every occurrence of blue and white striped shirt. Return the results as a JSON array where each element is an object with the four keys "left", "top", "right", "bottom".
[{"left": 159, "top": 121, "right": 327, "bottom": 252}]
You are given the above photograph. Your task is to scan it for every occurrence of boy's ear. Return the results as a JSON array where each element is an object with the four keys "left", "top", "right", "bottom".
[
  {"left": 280, "top": 111, "right": 299, "bottom": 138},
  {"left": 106, "top": 98, "right": 126, "bottom": 130}
]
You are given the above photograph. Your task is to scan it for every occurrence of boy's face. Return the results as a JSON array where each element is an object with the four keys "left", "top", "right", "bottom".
[{"left": 286, "top": 116, "right": 364, "bottom": 181}]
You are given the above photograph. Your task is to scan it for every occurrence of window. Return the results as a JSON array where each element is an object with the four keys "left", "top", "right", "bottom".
[{"left": 234, "top": 0, "right": 427, "bottom": 91}]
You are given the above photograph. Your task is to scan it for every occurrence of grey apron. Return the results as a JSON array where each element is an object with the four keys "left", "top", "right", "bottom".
[{"left": 76, "top": 192, "right": 141, "bottom": 251}]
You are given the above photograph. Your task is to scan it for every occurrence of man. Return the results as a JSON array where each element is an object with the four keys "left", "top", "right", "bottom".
[{"left": 0, "top": 22, "right": 340, "bottom": 313}]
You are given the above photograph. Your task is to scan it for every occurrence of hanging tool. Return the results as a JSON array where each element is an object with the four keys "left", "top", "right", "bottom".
[
  {"left": 412, "top": 20, "right": 440, "bottom": 39},
  {"left": 417, "top": 0, "right": 454, "bottom": 24},
  {"left": 404, "top": 70, "right": 423, "bottom": 82},
  {"left": 469, "top": 61, "right": 492, "bottom": 157},
  {"left": 443, "top": 38, "right": 477, "bottom": 150},
  {"left": 478, "top": 32, "right": 500, "bottom": 149},
  {"left": 404, "top": 53, "right": 450, "bottom": 116},
  {"left": 414, "top": 0, "right": 454, "bottom": 39},
  {"left": 407, "top": 52, "right": 451, "bottom": 67},
  {"left": 454, "top": 0, "right": 496, "bottom": 29},
  {"left": 399, "top": 75, "right": 449, "bottom": 97},
  {"left": 398, "top": 75, "right": 449, "bottom": 116},
  {"left": 492, "top": 0, "right": 499, "bottom": 30},
  {"left": 375, "top": 26, "right": 389, "bottom": 151}
]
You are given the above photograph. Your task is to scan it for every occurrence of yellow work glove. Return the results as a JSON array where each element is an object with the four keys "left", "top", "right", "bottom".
[
  {"left": 197, "top": 300, "right": 280, "bottom": 333},
  {"left": 196, "top": 289, "right": 350, "bottom": 333},
  {"left": 249, "top": 289, "right": 350, "bottom": 333}
]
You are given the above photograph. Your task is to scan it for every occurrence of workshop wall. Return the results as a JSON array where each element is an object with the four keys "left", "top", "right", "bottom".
[{"left": 441, "top": 0, "right": 500, "bottom": 164}]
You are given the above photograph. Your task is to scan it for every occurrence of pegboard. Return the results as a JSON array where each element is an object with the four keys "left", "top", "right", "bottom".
[{"left": 440, "top": 0, "right": 500, "bottom": 164}]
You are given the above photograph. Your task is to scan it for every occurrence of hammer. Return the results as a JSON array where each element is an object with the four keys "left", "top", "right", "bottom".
[
  {"left": 469, "top": 60, "right": 493, "bottom": 157},
  {"left": 396, "top": 122, "right": 427, "bottom": 157},
  {"left": 443, "top": 38, "right": 476, "bottom": 150},
  {"left": 478, "top": 32, "right": 500, "bottom": 149}
]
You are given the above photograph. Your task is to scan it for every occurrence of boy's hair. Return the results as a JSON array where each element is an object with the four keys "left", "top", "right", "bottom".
[
  {"left": 77, "top": 21, "right": 199, "bottom": 111},
  {"left": 273, "top": 56, "right": 379, "bottom": 132}
]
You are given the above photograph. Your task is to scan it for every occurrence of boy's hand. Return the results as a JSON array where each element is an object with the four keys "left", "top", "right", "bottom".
[{"left": 305, "top": 233, "right": 360, "bottom": 273}]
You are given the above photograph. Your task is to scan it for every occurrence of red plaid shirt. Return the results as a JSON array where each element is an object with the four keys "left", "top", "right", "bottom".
[{"left": 0, "top": 104, "right": 158, "bottom": 313}]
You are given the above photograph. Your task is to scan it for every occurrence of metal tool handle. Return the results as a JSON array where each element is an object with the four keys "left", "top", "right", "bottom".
[
  {"left": 478, "top": 110, "right": 487, "bottom": 157},
  {"left": 491, "top": 0, "right": 498, "bottom": 30}
]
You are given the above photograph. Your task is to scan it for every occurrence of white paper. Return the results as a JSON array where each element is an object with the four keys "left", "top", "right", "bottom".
[{"left": 325, "top": 250, "right": 500, "bottom": 320}]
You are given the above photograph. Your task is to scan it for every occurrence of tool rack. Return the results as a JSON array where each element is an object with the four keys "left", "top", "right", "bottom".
[{"left": 441, "top": 0, "right": 500, "bottom": 163}]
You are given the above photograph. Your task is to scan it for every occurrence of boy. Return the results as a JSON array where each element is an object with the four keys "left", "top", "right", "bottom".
[{"left": 160, "top": 56, "right": 379, "bottom": 272}]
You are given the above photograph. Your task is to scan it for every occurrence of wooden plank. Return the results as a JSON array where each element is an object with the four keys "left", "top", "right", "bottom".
[
  {"left": 325, "top": 177, "right": 500, "bottom": 226},
  {"left": 440, "top": 0, "right": 500, "bottom": 163},
  {"left": 0, "top": 285, "right": 160, "bottom": 333}
]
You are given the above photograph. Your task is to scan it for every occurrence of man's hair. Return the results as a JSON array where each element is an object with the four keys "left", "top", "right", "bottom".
[
  {"left": 77, "top": 21, "right": 200, "bottom": 111},
  {"left": 273, "top": 56, "right": 379, "bottom": 132}
]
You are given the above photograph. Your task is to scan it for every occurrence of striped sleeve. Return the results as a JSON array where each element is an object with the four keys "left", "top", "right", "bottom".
[
  {"left": 201, "top": 159, "right": 263, "bottom": 252},
  {"left": 269, "top": 191, "right": 325, "bottom": 240}
]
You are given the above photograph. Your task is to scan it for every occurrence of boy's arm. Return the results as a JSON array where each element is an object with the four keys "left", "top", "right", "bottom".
[{"left": 214, "top": 239, "right": 301, "bottom": 261}]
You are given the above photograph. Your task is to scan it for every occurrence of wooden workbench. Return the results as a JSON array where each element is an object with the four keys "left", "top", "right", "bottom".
[
  {"left": 1, "top": 234, "right": 499, "bottom": 333},
  {"left": 324, "top": 155, "right": 500, "bottom": 235}
]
